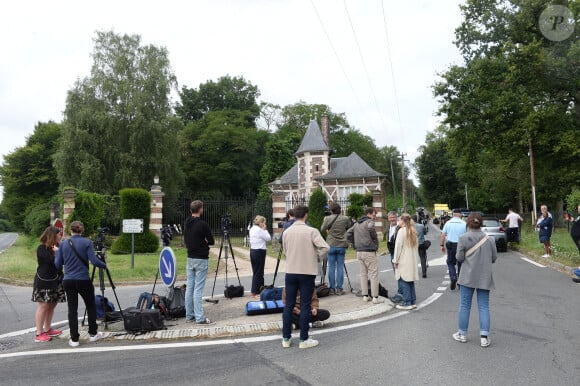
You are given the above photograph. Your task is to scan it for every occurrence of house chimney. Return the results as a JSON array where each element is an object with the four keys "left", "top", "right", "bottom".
[{"left": 321, "top": 114, "right": 330, "bottom": 147}]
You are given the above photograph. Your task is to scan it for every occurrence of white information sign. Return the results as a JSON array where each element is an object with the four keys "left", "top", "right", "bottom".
[{"left": 123, "top": 219, "right": 144, "bottom": 233}]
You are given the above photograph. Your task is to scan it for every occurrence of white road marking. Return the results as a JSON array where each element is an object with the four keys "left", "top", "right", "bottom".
[
  {"left": 520, "top": 257, "right": 546, "bottom": 268},
  {"left": 437, "top": 287, "right": 447, "bottom": 291}
]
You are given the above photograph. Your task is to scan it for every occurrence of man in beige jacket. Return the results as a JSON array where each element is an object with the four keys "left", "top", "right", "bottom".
[{"left": 281, "top": 205, "right": 329, "bottom": 349}]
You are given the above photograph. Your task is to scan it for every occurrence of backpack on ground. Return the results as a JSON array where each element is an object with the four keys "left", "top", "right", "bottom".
[
  {"left": 167, "top": 285, "right": 186, "bottom": 319},
  {"left": 260, "top": 287, "right": 283, "bottom": 301},
  {"left": 95, "top": 295, "right": 115, "bottom": 319}
]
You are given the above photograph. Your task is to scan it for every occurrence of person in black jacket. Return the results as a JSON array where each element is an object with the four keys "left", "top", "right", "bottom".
[
  {"left": 566, "top": 205, "right": 580, "bottom": 255},
  {"left": 183, "top": 200, "right": 215, "bottom": 325},
  {"left": 32, "top": 226, "right": 66, "bottom": 343}
]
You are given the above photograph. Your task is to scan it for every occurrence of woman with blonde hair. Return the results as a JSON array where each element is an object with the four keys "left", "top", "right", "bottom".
[
  {"left": 249, "top": 215, "right": 271, "bottom": 297},
  {"left": 32, "top": 226, "right": 66, "bottom": 342},
  {"left": 393, "top": 213, "right": 420, "bottom": 310}
]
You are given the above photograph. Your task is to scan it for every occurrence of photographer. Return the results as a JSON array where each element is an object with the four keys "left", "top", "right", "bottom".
[{"left": 54, "top": 221, "right": 106, "bottom": 347}]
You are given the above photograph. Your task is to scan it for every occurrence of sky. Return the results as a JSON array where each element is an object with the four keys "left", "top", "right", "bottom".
[{"left": 0, "top": 0, "right": 466, "bottom": 200}]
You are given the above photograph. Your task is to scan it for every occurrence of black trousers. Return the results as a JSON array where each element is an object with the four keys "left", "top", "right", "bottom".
[
  {"left": 63, "top": 279, "right": 98, "bottom": 341},
  {"left": 292, "top": 309, "right": 330, "bottom": 329},
  {"left": 250, "top": 249, "right": 267, "bottom": 294},
  {"left": 418, "top": 245, "right": 428, "bottom": 275}
]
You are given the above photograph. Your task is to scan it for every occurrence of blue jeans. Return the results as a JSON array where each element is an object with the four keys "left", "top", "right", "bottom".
[
  {"left": 327, "top": 246, "right": 346, "bottom": 290},
  {"left": 458, "top": 285, "right": 490, "bottom": 336},
  {"left": 185, "top": 258, "right": 209, "bottom": 322},
  {"left": 283, "top": 273, "right": 315, "bottom": 341},
  {"left": 446, "top": 242, "right": 462, "bottom": 280},
  {"left": 390, "top": 254, "right": 403, "bottom": 297},
  {"left": 398, "top": 279, "right": 416, "bottom": 306}
]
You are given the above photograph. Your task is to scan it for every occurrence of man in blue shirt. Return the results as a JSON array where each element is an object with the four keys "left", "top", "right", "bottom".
[{"left": 440, "top": 209, "right": 466, "bottom": 290}]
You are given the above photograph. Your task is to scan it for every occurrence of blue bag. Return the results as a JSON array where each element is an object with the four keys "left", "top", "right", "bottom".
[
  {"left": 245, "top": 300, "right": 285, "bottom": 316},
  {"left": 260, "top": 287, "right": 283, "bottom": 301},
  {"left": 95, "top": 295, "right": 115, "bottom": 319}
]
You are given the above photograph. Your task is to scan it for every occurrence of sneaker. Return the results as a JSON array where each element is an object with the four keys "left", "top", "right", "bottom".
[
  {"left": 34, "top": 332, "right": 51, "bottom": 343},
  {"left": 450, "top": 279, "right": 457, "bottom": 290},
  {"left": 282, "top": 338, "right": 291, "bottom": 348},
  {"left": 481, "top": 337, "right": 490, "bottom": 347},
  {"left": 395, "top": 304, "right": 413, "bottom": 310},
  {"left": 362, "top": 296, "right": 371, "bottom": 302},
  {"left": 411, "top": 304, "right": 417, "bottom": 309},
  {"left": 299, "top": 338, "right": 319, "bottom": 349},
  {"left": 44, "top": 328, "right": 62, "bottom": 337},
  {"left": 185, "top": 318, "right": 195, "bottom": 323},
  {"left": 452, "top": 332, "right": 467, "bottom": 343},
  {"left": 89, "top": 332, "right": 104, "bottom": 342},
  {"left": 196, "top": 318, "right": 216, "bottom": 325},
  {"left": 390, "top": 295, "right": 403, "bottom": 304},
  {"left": 68, "top": 339, "right": 80, "bottom": 347},
  {"left": 372, "top": 297, "right": 385, "bottom": 304},
  {"left": 312, "top": 320, "right": 324, "bottom": 328},
  {"left": 422, "top": 273, "right": 427, "bottom": 278},
  {"left": 336, "top": 289, "right": 344, "bottom": 296},
  {"left": 541, "top": 254, "right": 550, "bottom": 258},
  {"left": 329, "top": 288, "right": 336, "bottom": 295},
  {"left": 572, "top": 277, "right": 580, "bottom": 283}
]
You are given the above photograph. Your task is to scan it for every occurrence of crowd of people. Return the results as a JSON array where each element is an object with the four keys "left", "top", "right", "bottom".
[{"left": 31, "top": 200, "right": 579, "bottom": 350}]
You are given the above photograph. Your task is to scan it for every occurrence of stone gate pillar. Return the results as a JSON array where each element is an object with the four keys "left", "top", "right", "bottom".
[
  {"left": 62, "top": 188, "right": 76, "bottom": 231},
  {"left": 150, "top": 176, "right": 164, "bottom": 236},
  {"left": 372, "top": 190, "right": 385, "bottom": 239}
]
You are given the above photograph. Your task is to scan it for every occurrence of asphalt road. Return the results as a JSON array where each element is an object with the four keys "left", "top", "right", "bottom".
[
  {"left": 1, "top": 228, "right": 579, "bottom": 385},
  {"left": 0, "top": 232, "right": 18, "bottom": 253}
]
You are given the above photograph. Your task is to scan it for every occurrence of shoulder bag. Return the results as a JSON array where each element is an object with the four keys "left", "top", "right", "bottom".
[
  {"left": 324, "top": 214, "right": 340, "bottom": 235},
  {"left": 68, "top": 239, "right": 89, "bottom": 268},
  {"left": 465, "top": 235, "right": 489, "bottom": 257}
]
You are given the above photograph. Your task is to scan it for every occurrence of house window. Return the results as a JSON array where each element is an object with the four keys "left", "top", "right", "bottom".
[
  {"left": 315, "top": 164, "right": 319, "bottom": 172},
  {"left": 338, "top": 186, "right": 365, "bottom": 200},
  {"left": 300, "top": 167, "right": 305, "bottom": 174}
]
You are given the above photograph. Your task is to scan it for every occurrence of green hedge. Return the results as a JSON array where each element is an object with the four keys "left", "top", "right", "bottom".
[
  {"left": 67, "top": 191, "right": 106, "bottom": 236},
  {"left": 23, "top": 202, "right": 51, "bottom": 236},
  {"left": 346, "top": 192, "right": 373, "bottom": 220},
  {"left": 308, "top": 188, "right": 327, "bottom": 231},
  {"left": 111, "top": 188, "right": 158, "bottom": 254}
]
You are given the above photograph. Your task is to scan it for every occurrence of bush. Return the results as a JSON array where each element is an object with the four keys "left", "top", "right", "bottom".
[
  {"left": 346, "top": 192, "right": 373, "bottom": 220},
  {"left": 111, "top": 188, "right": 158, "bottom": 254},
  {"left": 23, "top": 202, "right": 51, "bottom": 236},
  {"left": 566, "top": 189, "right": 580, "bottom": 212},
  {"left": 308, "top": 188, "right": 327, "bottom": 231},
  {"left": 0, "top": 218, "right": 16, "bottom": 232},
  {"left": 67, "top": 191, "right": 106, "bottom": 236}
]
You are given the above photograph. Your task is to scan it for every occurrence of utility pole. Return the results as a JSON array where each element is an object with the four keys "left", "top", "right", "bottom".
[
  {"left": 390, "top": 157, "right": 397, "bottom": 208},
  {"left": 528, "top": 138, "right": 537, "bottom": 224},
  {"left": 400, "top": 152, "right": 406, "bottom": 212}
]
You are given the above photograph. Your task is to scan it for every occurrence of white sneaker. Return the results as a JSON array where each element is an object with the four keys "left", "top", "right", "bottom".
[
  {"left": 481, "top": 337, "right": 490, "bottom": 347},
  {"left": 282, "top": 338, "right": 291, "bottom": 348},
  {"left": 372, "top": 297, "right": 385, "bottom": 304},
  {"left": 311, "top": 321, "right": 324, "bottom": 328},
  {"left": 89, "top": 332, "right": 104, "bottom": 342},
  {"left": 395, "top": 304, "right": 413, "bottom": 310},
  {"left": 453, "top": 332, "right": 467, "bottom": 343},
  {"left": 541, "top": 254, "right": 550, "bottom": 258},
  {"left": 362, "top": 296, "right": 371, "bottom": 302},
  {"left": 68, "top": 339, "right": 79, "bottom": 347},
  {"left": 299, "top": 338, "right": 319, "bottom": 349}
]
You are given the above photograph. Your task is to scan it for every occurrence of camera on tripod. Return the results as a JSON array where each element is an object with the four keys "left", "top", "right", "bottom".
[
  {"left": 221, "top": 214, "right": 232, "bottom": 232},
  {"left": 160, "top": 224, "right": 173, "bottom": 247},
  {"left": 95, "top": 227, "right": 109, "bottom": 261}
]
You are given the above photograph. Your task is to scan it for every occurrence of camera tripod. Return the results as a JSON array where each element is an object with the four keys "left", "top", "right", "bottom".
[
  {"left": 82, "top": 244, "right": 125, "bottom": 330},
  {"left": 206, "top": 226, "right": 243, "bottom": 304}
]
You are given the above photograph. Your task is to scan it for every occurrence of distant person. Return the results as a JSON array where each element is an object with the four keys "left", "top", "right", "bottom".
[
  {"left": 452, "top": 212, "right": 497, "bottom": 348},
  {"left": 249, "top": 215, "right": 271, "bottom": 297},
  {"left": 183, "top": 200, "right": 215, "bottom": 325},
  {"left": 32, "top": 226, "right": 66, "bottom": 343},
  {"left": 320, "top": 203, "right": 352, "bottom": 295},
  {"left": 278, "top": 209, "right": 295, "bottom": 245},
  {"left": 393, "top": 213, "right": 420, "bottom": 310},
  {"left": 536, "top": 205, "right": 553, "bottom": 258},
  {"left": 439, "top": 211, "right": 451, "bottom": 230},
  {"left": 282, "top": 287, "right": 330, "bottom": 329},
  {"left": 441, "top": 209, "right": 467, "bottom": 290},
  {"left": 501, "top": 209, "right": 523, "bottom": 243},
  {"left": 413, "top": 214, "right": 429, "bottom": 278},
  {"left": 386, "top": 211, "right": 403, "bottom": 303},
  {"left": 54, "top": 221, "right": 106, "bottom": 347},
  {"left": 565, "top": 205, "right": 580, "bottom": 255},
  {"left": 282, "top": 206, "right": 329, "bottom": 349},
  {"left": 347, "top": 207, "right": 384, "bottom": 304}
]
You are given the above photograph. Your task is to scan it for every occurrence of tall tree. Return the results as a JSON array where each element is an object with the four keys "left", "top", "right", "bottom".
[
  {"left": 54, "top": 31, "right": 183, "bottom": 197},
  {"left": 0, "top": 121, "right": 62, "bottom": 228}
]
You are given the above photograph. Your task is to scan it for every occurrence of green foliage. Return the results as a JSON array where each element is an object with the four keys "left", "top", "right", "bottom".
[
  {"left": 308, "top": 189, "right": 327, "bottom": 231},
  {"left": 346, "top": 192, "right": 373, "bottom": 219},
  {"left": 566, "top": 189, "right": 580, "bottom": 211},
  {"left": 0, "top": 219, "right": 15, "bottom": 232},
  {"left": 67, "top": 191, "right": 106, "bottom": 236},
  {"left": 23, "top": 202, "right": 51, "bottom": 236},
  {"left": 54, "top": 30, "right": 183, "bottom": 198},
  {"left": 0, "top": 121, "right": 62, "bottom": 229},
  {"left": 111, "top": 188, "right": 158, "bottom": 254}
]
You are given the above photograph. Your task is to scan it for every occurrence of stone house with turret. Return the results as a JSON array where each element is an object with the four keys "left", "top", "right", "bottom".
[{"left": 269, "top": 115, "right": 386, "bottom": 236}]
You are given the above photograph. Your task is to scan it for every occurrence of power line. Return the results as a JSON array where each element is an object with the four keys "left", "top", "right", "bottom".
[
  {"left": 343, "top": 0, "right": 387, "bottom": 129},
  {"left": 380, "top": 0, "right": 402, "bottom": 132},
  {"left": 309, "top": 0, "right": 364, "bottom": 113}
]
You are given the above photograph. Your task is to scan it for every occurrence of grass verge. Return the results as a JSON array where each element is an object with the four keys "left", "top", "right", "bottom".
[{"left": 509, "top": 225, "right": 580, "bottom": 267}]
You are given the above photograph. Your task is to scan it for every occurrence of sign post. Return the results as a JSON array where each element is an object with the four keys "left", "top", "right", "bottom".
[
  {"left": 122, "top": 219, "right": 143, "bottom": 269},
  {"left": 159, "top": 247, "right": 177, "bottom": 288}
]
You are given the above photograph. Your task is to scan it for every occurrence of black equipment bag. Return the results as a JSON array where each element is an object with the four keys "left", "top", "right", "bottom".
[
  {"left": 123, "top": 307, "right": 164, "bottom": 334},
  {"left": 365, "top": 280, "right": 389, "bottom": 298},
  {"left": 260, "top": 287, "right": 283, "bottom": 301},
  {"left": 167, "top": 285, "right": 186, "bottom": 319},
  {"left": 224, "top": 285, "right": 244, "bottom": 299},
  {"left": 245, "top": 300, "right": 285, "bottom": 316}
]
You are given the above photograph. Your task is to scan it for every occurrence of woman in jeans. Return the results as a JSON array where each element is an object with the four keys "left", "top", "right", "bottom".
[
  {"left": 453, "top": 212, "right": 497, "bottom": 347},
  {"left": 249, "top": 215, "right": 271, "bottom": 297},
  {"left": 393, "top": 213, "right": 420, "bottom": 310}
]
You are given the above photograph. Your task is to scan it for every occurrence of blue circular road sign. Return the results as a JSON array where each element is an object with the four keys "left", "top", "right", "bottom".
[{"left": 159, "top": 247, "right": 177, "bottom": 287}]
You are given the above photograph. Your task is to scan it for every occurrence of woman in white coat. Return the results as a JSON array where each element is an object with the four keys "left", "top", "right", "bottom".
[{"left": 393, "top": 213, "right": 420, "bottom": 310}]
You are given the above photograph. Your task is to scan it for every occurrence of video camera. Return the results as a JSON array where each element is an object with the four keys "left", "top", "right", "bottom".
[
  {"left": 95, "top": 227, "right": 109, "bottom": 260},
  {"left": 221, "top": 214, "right": 232, "bottom": 232},
  {"left": 160, "top": 224, "right": 173, "bottom": 247}
]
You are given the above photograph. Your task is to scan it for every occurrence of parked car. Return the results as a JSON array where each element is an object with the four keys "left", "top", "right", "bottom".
[{"left": 481, "top": 217, "right": 508, "bottom": 252}]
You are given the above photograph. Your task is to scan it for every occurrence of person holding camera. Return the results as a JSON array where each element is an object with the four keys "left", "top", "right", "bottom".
[
  {"left": 54, "top": 221, "right": 107, "bottom": 347},
  {"left": 249, "top": 215, "right": 271, "bottom": 297},
  {"left": 183, "top": 200, "right": 215, "bottom": 325},
  {"left": 32, "top": 225, "right": 66, "bottom": 343}
]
